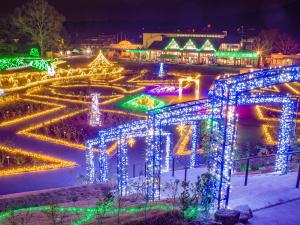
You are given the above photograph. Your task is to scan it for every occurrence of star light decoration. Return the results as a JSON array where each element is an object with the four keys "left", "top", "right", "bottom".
[
  {"left": 176, "top": 123, "right": 187, "bottom": 136},
  {"left": 127, "top": 137, "right": 136, "bottom": 147}
]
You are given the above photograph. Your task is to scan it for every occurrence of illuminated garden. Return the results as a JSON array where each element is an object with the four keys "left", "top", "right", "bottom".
[{"left": 1, "top": 0, "right": 300, "bottom": 224}]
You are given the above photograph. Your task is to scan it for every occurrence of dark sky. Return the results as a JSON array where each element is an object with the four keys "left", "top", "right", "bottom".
[{"left": 1, "top": 0, "right": 300, "bottom": 36}]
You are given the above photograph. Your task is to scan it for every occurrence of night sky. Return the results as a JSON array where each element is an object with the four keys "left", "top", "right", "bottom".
[{"left": 1, "top": 0, "right": 300, "bottom": 37}]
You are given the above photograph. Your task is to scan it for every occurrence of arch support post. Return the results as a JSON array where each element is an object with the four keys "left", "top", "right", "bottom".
[
  {"left": 98, "top": 136, "right": 108, "bottom": 183},
  {"left": 118, "top": 134, "right": 129, "bottom": 196},
  {"left": 164, "top": 134, "right": 171, "bottom": 172},
  {"left": 190, "top": 122, "right": 199, "bottom": 168},
  {"left": 86, "top": 141, "right": 96, "bottom": 184},
  {"left": 146, "top": 115, "right": 161, "bottom": 201},
  {"left": 275, "top": 99, "right": 298, "bottom": 174}
]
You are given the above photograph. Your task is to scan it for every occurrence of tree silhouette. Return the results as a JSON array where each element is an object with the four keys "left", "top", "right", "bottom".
[{"left": 11, "top": 0, "right": 65, "bottom": 56}]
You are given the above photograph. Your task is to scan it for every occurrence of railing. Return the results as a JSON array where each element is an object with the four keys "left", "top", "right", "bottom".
[
  {"left": 233, "top": 151, "right": 300, "bottom": 187},
  {"left": 129, "top": 151, "right": 300, "bottom": 189}
]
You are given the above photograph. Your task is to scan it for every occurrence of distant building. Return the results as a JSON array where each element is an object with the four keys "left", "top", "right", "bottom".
[
  {"left": 124, "top": 31, "right": 259, "bottom": 67},
  {"left": 80, "top": 34, "right": 117, "bottom": 50},
  {"left": 267, "top": 53, "right": 300, "bottom": 67},
  {"left": 108, "top": 40, "right": 142, "bottom": 60}
]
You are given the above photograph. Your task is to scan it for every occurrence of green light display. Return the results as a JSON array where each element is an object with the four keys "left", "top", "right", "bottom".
[
  {"left": 214, "top": 51, "right": 259, "bottom": 58},
  {"left": 0, "top": 204, "right": 173, "bottom": 225},
  {"left": 29, "top": 48, "right": 40, "bottom": 58},
  {"left": 121, "top": 94, "right": 166, "bottom": 112},
  {"left": 182, "top": 39, "right": 197, "bottom": 50},
  {"left": 28, "top": 59, "right": 50, "bottom": 71},
  {"left": 164, "top": 38, "right": 181, "bottom": 50},
  {"left": 198, "top": 39, "right": 216, "bottom": 52},
  {"left": 126, "top": 49, "right": 149, "bottom": 53},
  {"left": 164, "top": 39, "right": 217, "bottom": 52},
  {"left": 0, "top": 56, "right": 52, "bottom": 71}
]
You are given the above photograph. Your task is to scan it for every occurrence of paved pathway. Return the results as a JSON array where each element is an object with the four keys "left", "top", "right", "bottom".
[{"left": 249, "top": 199, "right": 300, "bottom": 225}]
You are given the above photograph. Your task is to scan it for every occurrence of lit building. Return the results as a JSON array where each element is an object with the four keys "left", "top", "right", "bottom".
[
  {"left": 108, "top": 40, "right": 143, "bottom": 60},
  {"left": 125, "top": 32, "right": 259, "bottom": 67},
  {"left": 80, "top": 34, "right": 117, "bottom": 50},
  {"left": 267, "top": 53, "right": 300, "bottom": 67}
]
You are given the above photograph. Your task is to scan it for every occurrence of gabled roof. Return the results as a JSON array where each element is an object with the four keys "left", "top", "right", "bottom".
[{"left": 148, "top": 37, "right": 222, "bottom": 52}]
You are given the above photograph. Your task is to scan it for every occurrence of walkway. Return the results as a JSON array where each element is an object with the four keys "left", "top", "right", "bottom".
[{"left": 249, "top": 198, "right": 300, "bottom": 225}]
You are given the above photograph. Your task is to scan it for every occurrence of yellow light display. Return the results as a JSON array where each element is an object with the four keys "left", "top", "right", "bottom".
[
  {"left": 127, "top": 137, "right": 136, "bottom": 148},
  {"left": 261, "top": 124, "right": 300, "bottom": 145},
  {"left": 18, "top": 108, "right": 146, "bottom": 150},
  {"left": 255, "top": 105, "right": 300, "bottom": 122},
  {"left": 176, "top": 123, "right": 187, "bottom": 136},
  {"left": 176, "top": 126, "right": 193, "bottom": 155},
  {"left": 0, "top": 145, "right": 75, "bottom": 176},
  {"left": 17, "top": 108, "right": 89, "bottom": 150},
  {"left": 51, "top": 83, "right": 145, "bottom": 94},
  {"left": 106, "top": 141, "right": 118, "bottom": 155},
  {"left": 0, "top": 98, "right": 65, "bottom": 127},
  {"left": 284, "top": 83, "right": 300, "bottom": 95},
  {"left": 3, "top": 66, "right": 124, "bottom": 93},
  {"left": 25, "top": 93, "right": 125, "bottom": 105}
]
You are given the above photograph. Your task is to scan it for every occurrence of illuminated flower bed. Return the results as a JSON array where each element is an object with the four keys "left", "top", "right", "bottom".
[
  {"left": 0, "top": 145, "right": 75, "bottom": 176},
  {"left": 0, "top": 99, "right": 61, "bottom": 126},
  {"left": 121, "top": 94, "right": 166, "bottom": 112},
  {"left": 30, "top": 110, "right": 142, "bottom": 147},
  {"left": 51, "top": 85, "right": 121, "bottom": 96}
]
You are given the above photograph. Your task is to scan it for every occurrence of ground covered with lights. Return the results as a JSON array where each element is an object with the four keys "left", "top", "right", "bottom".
[{"left": 0, "top": 54, "right": 299, "bottom": 198}]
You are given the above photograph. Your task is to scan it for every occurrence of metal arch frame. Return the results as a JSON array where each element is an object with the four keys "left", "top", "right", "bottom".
[
  {"left": 86, "top": 66, "right": 300, "bottom": 209},
  {"left": 86, "top": 120, "right": 171, "bottom": 196},
  {"left": 208, "top": 66, "right": 300, "bottom": 208}
]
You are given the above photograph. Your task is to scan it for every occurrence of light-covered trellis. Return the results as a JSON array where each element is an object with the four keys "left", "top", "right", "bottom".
[{"left": 87, "top": 66, "right": 300, "bottom": 208}]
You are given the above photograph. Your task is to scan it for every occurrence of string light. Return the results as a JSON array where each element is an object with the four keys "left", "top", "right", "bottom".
[
  {"left": 0, "top": 98, "right": 65, "bottom": 127},
  {"left": 89, "top": 93, "right": 102, "bottom": 127},
  {"left": 148, "top": 85, "right": 180, "bottom": 95},
  {"left": 0, "top": 204, "right": 173, "bottom": 225},
  {"left": 85, "top": 66, "right": 300, "bottom": 209},
  {"left": 18, "top": 108, "right": 146, "bottom": 151},
  {"left": 86, "top": 120, "right": 171, "bottom": 194},
  {"left": 0, "top": 145, "right": 75, "bottom": 176}
]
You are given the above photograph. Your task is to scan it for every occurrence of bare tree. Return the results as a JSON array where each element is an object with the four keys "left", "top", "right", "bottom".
[
  {"left": 11, "top": 0, "right": 65, "bottom": 56},
  {"left": 252, "top": 29, "right": 279, "bottom": 55},
  {"left": 162, "top": 179, "right": 180, "bottom": 211},
  {"left": 275, "top": 33, "right": 299, "bottom": 55}
]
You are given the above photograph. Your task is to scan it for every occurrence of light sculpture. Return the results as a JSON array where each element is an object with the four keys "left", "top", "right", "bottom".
[
  {"left": 148, "top": 85, "right": 180, "bottom": 95},
  {"left": 176, "top": 123, "right": 187, "bottom": 136},
  {"left": 121, "top": 94, "right": 166, "bottom": 112},
  {"left": 89, "top": 93, "right": 102, "bottom": 127},
  {"left": 86, "top": 66, "right": 300, "bottom": 210},
  {"left": 47, "top": 64, "right": 55, "bottom": 76},
  {"left": 127, "top": 137, "right": 136, "bottom": 147},
  {"left": 88, "top": 50, "right": 112, "bottom": 67},
  {"left": 178, "top": 77, "right": 200, "bottom": 100},
  {"left": 158, "top": 62, "right": 165, "bottom": 77},
  {"left": 29, "top": 48, "right": 40, "bottom": 58}
]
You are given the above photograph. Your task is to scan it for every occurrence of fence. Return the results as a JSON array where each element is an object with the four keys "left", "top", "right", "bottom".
[{"left": 130, "top": 151, "right": 300, "bottom": 188}]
